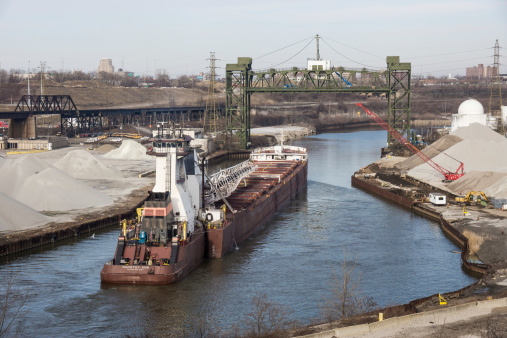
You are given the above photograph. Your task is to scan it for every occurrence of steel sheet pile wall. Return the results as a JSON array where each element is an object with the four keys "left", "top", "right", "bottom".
[
  {"left": 0, "top": 199, "right": 146, "bottom": 257},
  {"left": 351, "top": 175, "right": 413, "bottom": 209},
  {"left": 350, "top": 174, "right": 491, "bottom": 320}
]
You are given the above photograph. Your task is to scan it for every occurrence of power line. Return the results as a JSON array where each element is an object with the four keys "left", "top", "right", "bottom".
[
  {"left": 321, "top": 36, "right": 384, "bottom": 60},
  {"left": 422, "top": 56, "right": 491, "bottom": 66},
  {"left": 406, "top": 48, "right": 490, "bottom": 60},
  {"left": 254, "top": 35, "right": 315, "bottom": 60},
  {"left": 320, "top": 38, "right": 383, "bottom": 69},
  {"left": 268, "top": 38, "right": 315, "bottom": 68}
]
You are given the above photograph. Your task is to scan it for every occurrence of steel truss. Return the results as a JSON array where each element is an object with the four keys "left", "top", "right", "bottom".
[
  {"left": 226, "top": 56, "right": 411, "bottom": 148},
  {"left": 206, "top": 160, "right": 257, "bottom": 205},
  {"left": 15, "top": 95, "right": 79, "bottom": 113}
]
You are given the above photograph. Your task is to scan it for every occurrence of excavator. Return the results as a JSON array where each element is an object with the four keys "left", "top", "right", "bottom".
[{"left": 455, "top": 191, "right": 492, "bottom": 208}]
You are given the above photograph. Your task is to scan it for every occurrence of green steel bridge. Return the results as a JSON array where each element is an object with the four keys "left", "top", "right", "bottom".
[{"left": 226, "top": 56, "right": 411, "bottom": 148}]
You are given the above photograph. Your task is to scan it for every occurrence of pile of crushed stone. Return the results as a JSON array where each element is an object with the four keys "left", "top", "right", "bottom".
[
  {"left": 0, "top": 191, "right": 51, "bottom": 232},
  {"left": 12, "top": 167, "right": 113, "bottom": 211},
  {"left": 0, "top": 155, "right": 113, "bottom": 218},
  {"left": 95, "top": 144, "right": 117, "bottom": 153},
  {"left": 53, "top": 149, "right": 122, "bottom": 179},
  {"left": 102, "top": 139, "right": 152, "bottom": 160},
  {"left": 401, "top": 123, "right": 507, "bottom": 199},
  {"left": 394, "top": 134, "right": 463, "bottom": 171}
]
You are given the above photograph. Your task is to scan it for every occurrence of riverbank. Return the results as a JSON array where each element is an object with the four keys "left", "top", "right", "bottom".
[
  {"left": 0, "top": 145, "right": 155, "bottom": 256},
  {"left": 297, "top": 160, "right": 507, "bottom": 337}
]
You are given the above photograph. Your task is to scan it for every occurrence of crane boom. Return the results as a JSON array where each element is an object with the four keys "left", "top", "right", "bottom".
[{"left": 356, "top": 103, "right": 464, "bottom": 181}]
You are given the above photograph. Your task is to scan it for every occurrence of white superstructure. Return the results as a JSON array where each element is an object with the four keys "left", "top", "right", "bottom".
[{"left": 150, "top": 130, "right": 202, "bottom": 233}]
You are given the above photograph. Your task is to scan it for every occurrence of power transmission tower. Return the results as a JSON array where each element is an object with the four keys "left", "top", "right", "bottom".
[
  {"left": 204, "top": 52, "right": 219, "bottom": 134},
  {"left": 489, "top": 39, "right": 504, "bottom": 134}
]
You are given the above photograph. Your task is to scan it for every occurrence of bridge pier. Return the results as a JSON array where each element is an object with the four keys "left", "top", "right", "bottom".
[{"left": 8, "top": 116, "right": 37, "bottom": 139}]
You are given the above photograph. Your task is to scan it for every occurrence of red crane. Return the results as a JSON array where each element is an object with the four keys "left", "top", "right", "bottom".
[{"left": 356, "top": 103, "right": 464, "bottom": 181}]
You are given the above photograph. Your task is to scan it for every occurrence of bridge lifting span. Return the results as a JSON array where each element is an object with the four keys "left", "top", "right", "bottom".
[{"left": 226, "top": 56, "right": 411, "bottom": 148}]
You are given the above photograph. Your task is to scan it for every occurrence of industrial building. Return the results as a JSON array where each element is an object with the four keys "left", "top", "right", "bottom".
[
  {"left": 466, "top": 64, "right": 497, "bottom": 80},
  {"left": 98, "top": 59, "right": 114, "bottom": 74}
]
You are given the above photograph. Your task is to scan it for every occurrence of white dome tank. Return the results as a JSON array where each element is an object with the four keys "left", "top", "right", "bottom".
[
  {"left": 451, "top": 99, "right": 487, "bottom": 132},
  {"left": 457, "top": 99, "right": 484, "bottom": 115}
]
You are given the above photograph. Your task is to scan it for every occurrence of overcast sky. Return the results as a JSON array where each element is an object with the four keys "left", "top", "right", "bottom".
[{"left": 1, "top": 0, "right": 506, "bottom": 78}]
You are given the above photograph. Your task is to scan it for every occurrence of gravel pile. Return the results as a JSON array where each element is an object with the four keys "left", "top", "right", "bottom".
[
  {"left": 395, "top": 134, "right": 463, "bottom": 171},
  {"left": 0, "top": 191, "right": 51, "bottom": 232},
  {"left": 405, "top": 123, "right": 507, "bottom": 199},
  {"left": 0, "top": 155, "right": 114, "bottom": 216},
  {"left": 54, "top": 149, "right": 122, "bottom": 179},
  {"left": 12, "top": 167, "right": 113, "bottom": 211},
  {"left": 95, "top": 144, "right": 117, "bottom": 152},
  {"left": 0, "top": 156, "right": 53, "bottom": 196},
  {"left": 102, "top": 139, "right": 151, "bottom": 160}
]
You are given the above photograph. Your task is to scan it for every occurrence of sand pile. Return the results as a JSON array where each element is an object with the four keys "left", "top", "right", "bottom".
[
  {"left": 11, "top": 167, "right": 113, "bottom": 211},
  {"left": 395, "top": 134, "right": 463, "bottom": 171},
  {"left": 0, "top": 156, "right": 53, "bottom": 196},
  {"left": 0, "top": 156, "right": 114, "bottom": 213},
  {"left": 0, "top": 191, "right": 51, "bottom": 232},
  {"left": 448, "top": 171, "right": 507, "bottom": 198},
  {"left": 102, "top": 140, "right": 151, "bottom": 160},
  {"left": 95, "top": 144, "right": 117, "bottom": 152},
  {"left": 406, "top": 123, "right": 507, "bottom": 199},
  {"left": 54, "top": 149, "right": 122, "bottom": 179}
]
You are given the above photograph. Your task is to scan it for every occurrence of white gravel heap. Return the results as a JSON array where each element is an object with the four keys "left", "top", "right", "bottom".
[
  {"left": 0, "top": 156, "right": 53, "bottom": 196},
  {"left": 54, "top": 149, "right": 122, "bottom": 179},
  {"left": 0, "top": 156, "right": 113, "bottom": 213},
  {"left": 0, "top": 191, "right": 51, "bottom": 232},
  {"left": 404, "top": 123, "right": 507, "bottom": 199},
  {"left": 13, "top": 167, "right": 113, "bottom": 211},
  {"left": 102, "top": 139, "right": 151, "bottom": 160}
]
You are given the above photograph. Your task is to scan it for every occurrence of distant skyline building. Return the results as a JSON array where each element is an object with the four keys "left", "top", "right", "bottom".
[
  {"left": 98, "top": 59, "right": 114, "bottom": 74},
  {"left": 466, "top": 64, "right": 497, "bottom": 80}
]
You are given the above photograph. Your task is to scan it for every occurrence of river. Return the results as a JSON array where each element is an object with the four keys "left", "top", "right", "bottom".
[{"left": 0, "top": 130, "right": 476, "bottom": 337}]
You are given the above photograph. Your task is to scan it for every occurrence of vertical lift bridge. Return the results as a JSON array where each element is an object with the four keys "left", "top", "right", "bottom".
[{"left": 225, "top": 56, "right": 411, "bottom": 148}]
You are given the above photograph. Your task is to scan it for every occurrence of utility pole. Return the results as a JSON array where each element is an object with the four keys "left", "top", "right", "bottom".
[
  {"left": 39, "top": 61, "right": 46, "bottom": 95},
  {"left": 489, "top": 39, "right": 504, "bottom": 134},
  {"left": 28, "top": 60, "right": 31, "bottom": 106},
  {"left": 315, "top": 34, "right": 320, "bottom": 61},
  {"left": 204, "top": 52, "right": 219, "bottom": 134}
]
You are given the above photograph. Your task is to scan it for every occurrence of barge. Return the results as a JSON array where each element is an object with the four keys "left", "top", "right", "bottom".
[{"left": 204, "top": 144, "right": 308, "bottom": 258}]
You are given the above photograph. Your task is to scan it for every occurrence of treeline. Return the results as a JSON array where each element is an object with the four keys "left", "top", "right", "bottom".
[{"left": 0, "top": 67, "right": 211, "bottom": 90}]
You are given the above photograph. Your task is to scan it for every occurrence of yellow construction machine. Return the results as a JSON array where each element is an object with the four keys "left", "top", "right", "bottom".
[{"left": 455, "top": 191, "right": 492, "bottom": 207}]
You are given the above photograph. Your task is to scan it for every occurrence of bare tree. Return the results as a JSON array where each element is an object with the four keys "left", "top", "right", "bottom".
[
  {"left": 182, "top": 311, "right": 221, "bottom": 338},
  {"left": 0, "top": 273, "right": 30, "bottom": 337},
  {"left": 320, "top": 249, "right": 377, "bottom": 323},
  {"left": 243, "top": 293, "right": 296, "bottom": 337}
]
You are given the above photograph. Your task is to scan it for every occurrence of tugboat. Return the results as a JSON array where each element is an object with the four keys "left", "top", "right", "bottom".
[{"left": 100, "top": 127, "right": 205, "bottom": 284}]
